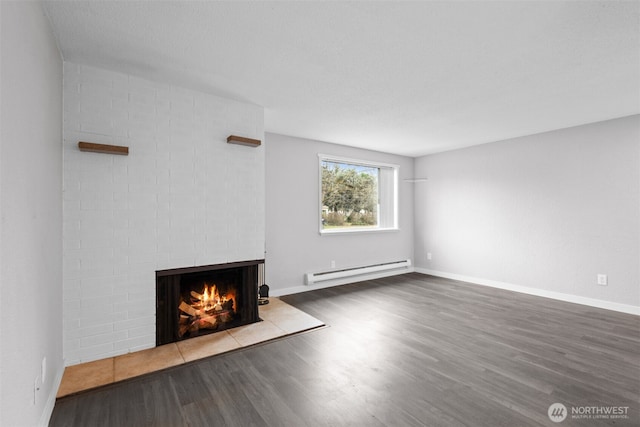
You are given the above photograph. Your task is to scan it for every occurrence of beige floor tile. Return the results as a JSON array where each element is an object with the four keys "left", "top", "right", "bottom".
[
  {"left": 268, "top": 310, "right": 325, "bottom": 334},
  {"left": 258, "top": 296, "right": 286, "bottom": 311},
  {"left": 227, "top": 319, "right": 287, "bottom": 347},
  {"left": 114, "top": 344, "right": 184, "bottom": 382},
  {"left": 176, "top": 330, "right": 242, "bottom": 362},
  {"left": 258, "top": 298, "right": 293, "bottom": 318},
  {"left": 259, "top": 298, "right": 325, "bottom": 334},
  {"left": 57, "top": 358, "right": 114, "bottom": 398}
]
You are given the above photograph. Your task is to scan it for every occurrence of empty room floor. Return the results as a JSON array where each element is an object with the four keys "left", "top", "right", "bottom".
[{"left": 50, "top": 273, "right": 640, "bottom": 426}]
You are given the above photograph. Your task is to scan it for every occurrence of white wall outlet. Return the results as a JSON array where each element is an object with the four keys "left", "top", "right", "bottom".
[
  {"left": 330, "top": 260, "right": 336, "bottom": 269},
  {"left": 597, "top": 274, "right": 608, "bottom": 286},
  {"left": 33, "top": 376, "right": 40, "bottom": 405},
  {"left": 42, "top": 357, "right": 47, "bottom": 383},
  {"left": 427, "top": 252, "right": 432, "bottom": 260}
]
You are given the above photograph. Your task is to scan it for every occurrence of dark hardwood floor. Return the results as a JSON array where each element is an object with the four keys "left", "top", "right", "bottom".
[{"left": 50, "top": 273, "right": 640, "bottom": 426}]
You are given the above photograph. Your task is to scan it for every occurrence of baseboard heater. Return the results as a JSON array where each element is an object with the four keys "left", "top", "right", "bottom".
[{"left": 304, "top": 259, "right": 412, "bottom": 285}]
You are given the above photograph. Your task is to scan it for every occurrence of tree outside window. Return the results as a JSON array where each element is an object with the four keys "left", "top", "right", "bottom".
[{"left": 321, "top": 161, "right": 379, "bottom": 229}]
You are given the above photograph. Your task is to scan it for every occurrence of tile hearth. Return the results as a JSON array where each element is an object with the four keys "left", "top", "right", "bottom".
[{"left": 57, "top": 298, "right": 324, "bottom": 398}]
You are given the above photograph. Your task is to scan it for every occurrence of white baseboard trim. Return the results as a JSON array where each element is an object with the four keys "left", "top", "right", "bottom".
[
  {"left": 271, "top": 267, "right": 415, "bottom": 297},
  {"left": 415, "top": 268, "right": 640, "bottom": 316},
  {"left": 39, "top": 360, "right": 65, "bottom": 427}
]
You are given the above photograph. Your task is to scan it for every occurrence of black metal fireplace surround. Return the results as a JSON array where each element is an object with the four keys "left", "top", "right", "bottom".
[{"left": 156, "top": 260, "right": 263, "bottom": 346}]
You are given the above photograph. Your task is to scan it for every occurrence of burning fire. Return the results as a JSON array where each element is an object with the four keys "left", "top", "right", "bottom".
[
  {"left": 178, "top": 283, "right": 236, "bottom": 338},
  {"left": 197, "top": 284, "right": 233, "bottom": 312}
]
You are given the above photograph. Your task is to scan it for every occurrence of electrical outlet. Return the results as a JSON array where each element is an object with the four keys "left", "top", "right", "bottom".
[
  {"left": 597, "top": 274, "right": 608, "bottom": 286},
  {"left": 330, "top": 260, "right": 336, "bottom": 269},
  {"left": 33, "top": 376, "right": 40, "bottom": 405},
  {"left": 427, "top": 252, "right": 432, "bottom": 261},
  {"left": 42, "top": 357, "right": 47, "bottom": 383}
]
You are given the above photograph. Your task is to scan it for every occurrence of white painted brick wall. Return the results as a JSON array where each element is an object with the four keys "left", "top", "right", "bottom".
[{"left": 62, "top": 63, "right": 265, "bottom": 365}]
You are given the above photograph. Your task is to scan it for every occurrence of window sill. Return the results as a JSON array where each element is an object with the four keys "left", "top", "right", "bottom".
[{"left": 319, "top": 227, "right": 399, "bottom": 236}]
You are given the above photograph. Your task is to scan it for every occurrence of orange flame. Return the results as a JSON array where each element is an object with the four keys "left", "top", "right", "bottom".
[{"left": 195, "top": 283, "right": 235, "bottom": 312}]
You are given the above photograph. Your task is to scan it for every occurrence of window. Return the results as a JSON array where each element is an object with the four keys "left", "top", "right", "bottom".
[{"left": 319, "top": 154, "right": 398, "bottom": 234}]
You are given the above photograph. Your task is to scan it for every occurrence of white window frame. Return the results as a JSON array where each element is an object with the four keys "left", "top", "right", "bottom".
[{"left": 318, "top": 154, "right": 399, "bottom": 235}]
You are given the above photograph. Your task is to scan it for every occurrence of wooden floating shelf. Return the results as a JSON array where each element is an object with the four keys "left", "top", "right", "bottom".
[
  {"left": 78, "top": 142, "right": 129, "bottom": 155},
  {"left": 227, "top": 135, "right": 261, "bottom": 147}
]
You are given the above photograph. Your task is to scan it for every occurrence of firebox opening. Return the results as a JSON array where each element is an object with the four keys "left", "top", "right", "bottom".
[
  {"left": 156, "top": 260, "right": 263, "bottom": 346},
  {"left": 178, "top": 269, "right": 242, "bottom": 339}
]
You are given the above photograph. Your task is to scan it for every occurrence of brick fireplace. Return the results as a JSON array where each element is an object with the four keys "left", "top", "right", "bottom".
[{"left": 62, "top": 63, "right": 265, "bottom": 365}]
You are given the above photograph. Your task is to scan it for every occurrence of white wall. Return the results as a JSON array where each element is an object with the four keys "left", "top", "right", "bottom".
[
  {"left": 62, "top": 63, "right": 264, "bottom": 365},
  {"left": 0, "top": 2, "right": 64, "bottom": 426},
  {"left": 265, "top": 133, "right": 414, "bottom": 295},
  {"left": 414, "top": 116, "right": 640, "bottom": 312}
]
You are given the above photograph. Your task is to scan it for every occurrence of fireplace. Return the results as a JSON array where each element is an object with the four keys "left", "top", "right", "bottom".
[{"left": 156, "top": 260, "right": 263, "bottom": 346}]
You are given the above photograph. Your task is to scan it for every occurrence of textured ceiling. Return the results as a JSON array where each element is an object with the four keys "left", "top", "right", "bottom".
[{"left": 43, "top": 0, "right": 639, "bottom": 157}]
